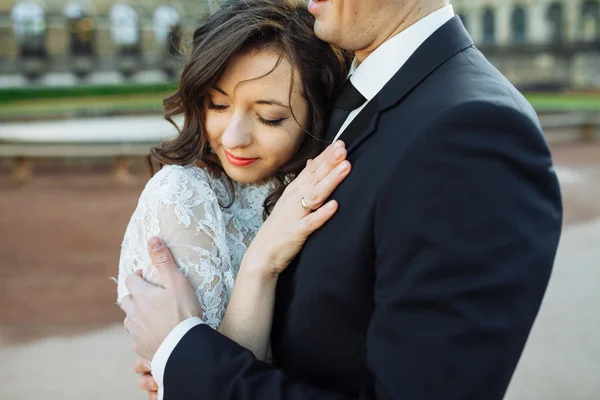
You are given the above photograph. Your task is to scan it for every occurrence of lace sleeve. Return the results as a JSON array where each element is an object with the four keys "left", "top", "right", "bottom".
[{"left": 117, "top": 165, "right": 233, "bottom": 329}]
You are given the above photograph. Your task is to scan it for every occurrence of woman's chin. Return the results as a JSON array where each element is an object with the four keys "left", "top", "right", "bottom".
[{"left": 223, "top": 167, "right": 269, "bottom": 185}]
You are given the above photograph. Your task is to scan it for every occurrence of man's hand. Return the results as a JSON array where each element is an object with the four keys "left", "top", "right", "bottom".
[
  {"left": 120, "top": 237, "right": 203, "bottom": 360},
  {"left": 134, "top": 357, "right": 158, "bottom": 400}
]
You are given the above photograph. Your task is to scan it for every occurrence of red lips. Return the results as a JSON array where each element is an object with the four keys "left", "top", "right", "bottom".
[{"left": 225, "top": 151, "right": 258, "bottom": 167}]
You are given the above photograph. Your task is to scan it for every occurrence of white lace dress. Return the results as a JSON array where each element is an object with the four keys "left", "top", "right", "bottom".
[{"left": 117, "top": 164, "right": 276, "bottom": 329}]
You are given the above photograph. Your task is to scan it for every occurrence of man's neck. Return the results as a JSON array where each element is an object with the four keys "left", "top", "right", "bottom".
[{"left": 354, "top": 0, "right": 448, "bottom": 66}]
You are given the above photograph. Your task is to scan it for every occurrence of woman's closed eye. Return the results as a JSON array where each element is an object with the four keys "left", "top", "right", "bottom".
[
  {"left": 257, "top": 115, "right": 287, "bottom": 127},
  {"left": 207, "top": 100, "right": 229, "bottom": 112}
]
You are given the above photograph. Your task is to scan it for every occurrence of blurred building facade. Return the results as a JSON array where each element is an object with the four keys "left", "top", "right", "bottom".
[
  {"left": 453, "top": 0, "right": 600, "bottom": 88},
  {"left": 0, "top": 0, "right": 220, "bottom": 85},
  {"left": 0, "top": 0, "right": 599, "bottom": 88}
]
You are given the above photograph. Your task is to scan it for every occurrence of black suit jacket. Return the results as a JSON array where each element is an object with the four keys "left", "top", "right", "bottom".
[{"left": 164, "top": 18, "right": 562, "bottom": 399}]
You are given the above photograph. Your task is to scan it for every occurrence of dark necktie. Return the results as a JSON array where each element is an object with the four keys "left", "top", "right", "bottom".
[{"left": 325, "top": 79, "right": 367, "bottom": 143}]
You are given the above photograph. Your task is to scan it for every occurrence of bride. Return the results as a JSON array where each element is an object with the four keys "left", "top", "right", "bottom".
[{"left": 117, "top": 0, "right": 350, "bottom": 396}]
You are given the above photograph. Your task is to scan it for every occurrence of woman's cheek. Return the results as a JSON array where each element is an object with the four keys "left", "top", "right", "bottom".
[
  {"left": 281, "top": 125, "right": 306, "bottom": 158},
  {"left": 204, "top": 113, "right": 226, "bottom": 142},
  {"left": 272, "top": 133, "right": 303, "bottom": 167}
]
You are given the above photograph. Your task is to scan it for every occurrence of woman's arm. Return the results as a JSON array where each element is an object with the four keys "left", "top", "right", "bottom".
[
  {"left": 117, "top": 166, "right": 231, "bottom": 328},
  {"left": 217, "top": 256, "right": 277, "bottom": 361},
  {"left": 216, "top": 141, "right": 351, "bottom": 361},
  {"left": 124, "top": 142, "right": 351, "bottom": 398}
]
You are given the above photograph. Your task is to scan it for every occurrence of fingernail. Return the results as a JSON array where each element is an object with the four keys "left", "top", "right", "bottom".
[
  {"left": 326, "top": 201, "right": 336, "bottom": 210},
  {"left": 148, "top": 237, "right": 164, "bottom": 251},
  {"left": 334, "top": 140, "right": 345, "bottom": 149},
  {"left": 334, "top": 147, "right": 345, "bottom": 160},
  {"left": 338, "top": 161, "right": 350, "bottom": 173}
]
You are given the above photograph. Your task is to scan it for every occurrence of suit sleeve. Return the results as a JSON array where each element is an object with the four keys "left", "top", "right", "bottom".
[
  {"left": 367, "top": 102, "right": 562, "bottom": 399},
  {"left": 162, "top": 102, "right": 562, "bottom": 400}
]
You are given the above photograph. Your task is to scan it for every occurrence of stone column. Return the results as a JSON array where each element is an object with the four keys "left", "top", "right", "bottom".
[
  {"left": 0, "top": 26, "right": 17, "bottom": 60},
  {"left": 565, "top": 0, "right": 582, "bottom": 41},
  {"left": 528, "top": 0, "right": 550, "bottom": 44},
  {"left": 496, "top": 0, "right": 512, "bottom": 46},
  {"left": 95, "top": 22, "right": 114, "bottom": 58},
  {"left": 47, "top": 16, "right": 69, "bottom": 57},
  {"left": 141, "top": 18, "right": 161, "bottom": 58},
  {"left": 469, "top": 6, "right": 483, "bottom": 44}
]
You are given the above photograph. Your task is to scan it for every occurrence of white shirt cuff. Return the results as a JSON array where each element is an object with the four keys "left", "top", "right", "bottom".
[{"left": 152, "top": 317, "right": 204, "bottom": 400}]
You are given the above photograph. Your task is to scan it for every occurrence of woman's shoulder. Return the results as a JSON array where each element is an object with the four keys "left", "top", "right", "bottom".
[
  {"left": 151, "top": 164, "right": 211, "bottom": 183},
  {"left": 142, "top": 164, "right": 222, "bottom": 204}
]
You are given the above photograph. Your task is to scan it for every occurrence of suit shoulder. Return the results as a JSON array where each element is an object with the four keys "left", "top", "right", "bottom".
[
  {"left": 431, "top": 100, "right": 541, "bottom": 133},
  {"left": 419, "top": 99, "right": 548, "bottom": 163},
  {"left": 427, "top": 47, "right": 539, "bottom": 124}
]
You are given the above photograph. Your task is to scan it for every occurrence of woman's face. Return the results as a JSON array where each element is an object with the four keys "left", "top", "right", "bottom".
[{"left": 205, "top": 49, "right": 309, "bottom": 184}]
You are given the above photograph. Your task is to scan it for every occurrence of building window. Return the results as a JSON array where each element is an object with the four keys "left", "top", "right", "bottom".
[
  {"left": 581, "top": 1, "right": 600, "bottom": 41},
  {"left": 482, "top": 8, "right": 496, "bottom": 45},
  {"left": 547, "top": 3, "right": 565, "bottom": 44},
  {"left": 11, "top": 0, "right": 46, "bottom": 58},
  {"left": 153, "top": 6, "right": 182, "bottom": 56},
  {"left": 110, "top": 4, "right": 140, "bottom": 55},
  {"left": 65, "top": 3, "right": 95, "bottom": 56},
  {"left": 511, "top": 6, "right": 527, "bottom": 44}
]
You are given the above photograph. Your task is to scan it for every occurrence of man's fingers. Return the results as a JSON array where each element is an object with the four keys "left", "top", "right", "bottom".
[
  {"left": 147, "top": 237, "right": 179, "bottom": 281},
  {"left": 119, "top": 294, "right": 133, "bottom": 314},
  {"left": 133, "top": 357, "right": 152, "bottom": 374},
  {"left": 136, "top": 374, "right": 158, "bottom": 391},
  {"left": 125, "top": 271, "right": 151, "bottom": 295}
]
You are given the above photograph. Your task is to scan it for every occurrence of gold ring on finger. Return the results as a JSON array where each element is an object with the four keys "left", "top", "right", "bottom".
[{"left": 301, "top": 197, "right": 315, "bottom": 212}]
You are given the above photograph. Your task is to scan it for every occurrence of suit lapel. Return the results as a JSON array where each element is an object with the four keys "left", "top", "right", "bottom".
[
  {"left": 336, "top": 99, "right": 379, "bottom": 153},
  {"left": 340, "top": 16, "right": 474, "bottom": 154}
]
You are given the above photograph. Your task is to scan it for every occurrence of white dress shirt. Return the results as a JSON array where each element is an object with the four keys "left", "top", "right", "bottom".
[
  {"left": 334, "top": 4, "right": 455, "bottom": 141},
  {"left": 150, "top": 5, "right": 455, "bottom": 399}
]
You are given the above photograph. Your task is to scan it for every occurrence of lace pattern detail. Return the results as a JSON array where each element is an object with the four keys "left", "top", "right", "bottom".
[{"left": 117, "top": 165, "right": 275, "bottom": 329}]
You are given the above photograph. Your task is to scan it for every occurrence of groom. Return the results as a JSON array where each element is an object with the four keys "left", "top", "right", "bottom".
[{"left": 123, "top": 0, "right": 562, "bottom": 398}]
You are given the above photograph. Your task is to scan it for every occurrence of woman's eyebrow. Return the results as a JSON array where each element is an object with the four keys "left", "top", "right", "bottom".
[
  {"left": 255, "top": 99, "right": 289, "bottom": 108},
  {"left": 213, "top": 85, "right": 228, "bottom": 95},
  {"left": 211, "top": 87, "right": 288, "bottom": 108}
]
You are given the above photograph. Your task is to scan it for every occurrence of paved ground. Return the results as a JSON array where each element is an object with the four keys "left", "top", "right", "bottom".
[
  {"left": 0, "top": 141, "right": 599, "bottom": 399},
  {"left": 505, "top": 217, "right": 600, "bottom": 400}
]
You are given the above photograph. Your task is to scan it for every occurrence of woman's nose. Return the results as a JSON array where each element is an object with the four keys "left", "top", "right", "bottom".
[{"left": 220, "top": 114, "right": 253, "bottom": 149}]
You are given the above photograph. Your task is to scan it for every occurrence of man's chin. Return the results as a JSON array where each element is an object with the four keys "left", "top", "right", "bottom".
[
  {"left": 313, "top": 21, "right": 335, "bottom": 43},
  {"left": 314, "top": 23, "right": 353, "bottom": 52}
]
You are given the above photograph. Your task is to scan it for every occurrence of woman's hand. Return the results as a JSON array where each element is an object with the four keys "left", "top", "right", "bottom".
[
  {"left": 217, "top": 140, "right": 350, "bottom": 360},
  {"left": 244, "top": 140, "right": 350, "bottom": 277}
]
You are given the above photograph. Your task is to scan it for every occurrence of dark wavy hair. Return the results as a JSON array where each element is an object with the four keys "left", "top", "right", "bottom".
[{"left": 147, "top": 0, "right": 350, "bottom": 216}]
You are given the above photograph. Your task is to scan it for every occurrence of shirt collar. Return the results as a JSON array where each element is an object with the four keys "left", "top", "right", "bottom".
[{"left": 349, "top": 4, "right": 455, "bottom": 101}]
